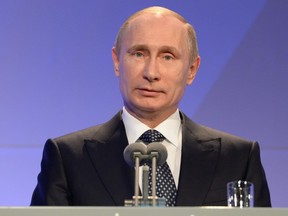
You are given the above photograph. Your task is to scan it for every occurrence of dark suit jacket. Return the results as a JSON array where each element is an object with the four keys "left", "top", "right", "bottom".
[{"left": 31, "top": 111, "right": 271, "bottom": 206}]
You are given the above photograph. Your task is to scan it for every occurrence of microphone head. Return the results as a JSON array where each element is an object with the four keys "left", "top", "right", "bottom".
[
  {"left": 123, "top": 142, "right": 147, "bottom": 167},
  {"left": 146, "top": 142, "right": 168, "bottom": 166}
]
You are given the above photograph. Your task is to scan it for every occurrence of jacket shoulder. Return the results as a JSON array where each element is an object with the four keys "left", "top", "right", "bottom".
[
  {"left": 181, "top": 112, "right": 255, "bottom": 146},
  {"left": 51, "top": 111, "right": 123, "bottom": 147}
]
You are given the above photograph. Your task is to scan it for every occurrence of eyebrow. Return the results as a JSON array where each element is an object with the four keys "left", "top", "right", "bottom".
[
  {"left": 158, "top": 46, "right": 179, "bottom": 55},
  {"left": 127, "top": 44, "right": 149, "bottom": 53}
]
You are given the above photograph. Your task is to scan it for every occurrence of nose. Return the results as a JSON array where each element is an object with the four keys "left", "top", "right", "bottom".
[{"left": 143, "top": 58, "right": 160, "bottom": 82}]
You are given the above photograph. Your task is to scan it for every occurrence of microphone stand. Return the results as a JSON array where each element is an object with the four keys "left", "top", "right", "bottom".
[
  {"left": 133, "top": 152, "right": 141, "bottom": 207},
  {"left": 142, "top": 165, "right": 149, "bottom": 201},
  {"left": 150, "top": 152, "right": 158, "bottom": 207},
  {"left": 131, "top": 152, "right": 160, "bottom": 207},
  {"left": 123, "top": 142, "right": 167, "bottom": 207}
]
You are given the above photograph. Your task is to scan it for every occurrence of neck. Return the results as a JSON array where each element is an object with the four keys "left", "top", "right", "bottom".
[{"left": 125, "top": 107, "right": 178, "bottom": 128}]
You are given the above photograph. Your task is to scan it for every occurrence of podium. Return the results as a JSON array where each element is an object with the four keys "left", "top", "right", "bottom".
[{"left": 0, "top": 207, "right": 287, "bottom": 216}]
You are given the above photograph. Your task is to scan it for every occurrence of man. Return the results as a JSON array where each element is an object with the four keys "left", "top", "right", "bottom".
[{"left": 31, "top": 6, "right": 271, "bottom": 206}]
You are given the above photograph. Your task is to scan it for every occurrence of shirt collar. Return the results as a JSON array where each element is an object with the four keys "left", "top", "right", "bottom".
[{"left": 122, "top": 107, "right": 181, "bottom": 147}]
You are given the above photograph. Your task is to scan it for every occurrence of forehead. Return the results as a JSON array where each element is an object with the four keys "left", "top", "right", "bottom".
[{"left": 122, "top": 13, "right": 188, "bottom": 50}]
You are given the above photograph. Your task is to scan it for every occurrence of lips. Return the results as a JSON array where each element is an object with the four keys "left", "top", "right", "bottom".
[{"left": 136, "top": 87, "right": 163, "bottom": 96}]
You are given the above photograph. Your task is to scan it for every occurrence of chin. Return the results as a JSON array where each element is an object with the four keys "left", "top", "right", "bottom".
[
  {"left": 127, "top": 99, "right": 166, "bottom": 113},
  {"left": 135, "top": 105, "right": 157, "bottom": 111},
  {"left": 130, "top": 104, "right": 160, "bottom": 113}
]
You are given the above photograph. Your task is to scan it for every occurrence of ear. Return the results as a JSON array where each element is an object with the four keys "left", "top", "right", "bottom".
[
  {"left": 112, "top": 47, "right": 120, "bottom": 77},
  {"left": 186, "top": 56, "right": 200, "bottom": 85}
]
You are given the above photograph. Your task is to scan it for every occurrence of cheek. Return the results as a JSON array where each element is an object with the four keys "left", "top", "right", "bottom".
[
  {"left": 119, "top": 59, "right": 134, "bottom": 75},
  {"left": 170, "top": 71, "right": 188, "bottom": 86},
  {"left": 167, "top": 73, "right": 189, "bottom": 96},
  {"left": 120, "top": 61, "right": 142, "bottom": 83},
  {"left": 118, "top": 69, "right": 134, "bottom": 91}
]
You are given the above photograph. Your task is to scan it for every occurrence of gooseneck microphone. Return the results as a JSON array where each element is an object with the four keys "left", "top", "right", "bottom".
[
  {"left": 123, "top": 142, "right": 147, "bottom": 206},
  {"left": 146, "top": 142, "right": 168, "bottom": 206}
]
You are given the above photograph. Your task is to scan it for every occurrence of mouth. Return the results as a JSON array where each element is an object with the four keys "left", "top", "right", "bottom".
[{"left": 136, "top": 87, "right": 164, "bottom": 96}]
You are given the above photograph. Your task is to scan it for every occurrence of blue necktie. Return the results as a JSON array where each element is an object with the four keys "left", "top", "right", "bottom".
[{"left": 139, "top": 129, "right": 177, "bottom": 206}]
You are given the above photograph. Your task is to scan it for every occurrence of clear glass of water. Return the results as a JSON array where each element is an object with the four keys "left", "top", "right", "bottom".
[{"left": 227, "top": 180, "right": 254, "bottom": 208}]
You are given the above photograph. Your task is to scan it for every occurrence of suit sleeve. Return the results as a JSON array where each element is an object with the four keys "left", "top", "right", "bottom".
[
  {"left": 30, "top": 139, "right": 71, "bottom": 205},
  {"left": 246, "top": 141, "right": 271, "bottom": 207}
]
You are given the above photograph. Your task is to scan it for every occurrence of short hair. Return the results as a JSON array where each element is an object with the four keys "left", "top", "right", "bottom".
[{"left": 114, "top": 6, "right": 199, "bottom": 63}]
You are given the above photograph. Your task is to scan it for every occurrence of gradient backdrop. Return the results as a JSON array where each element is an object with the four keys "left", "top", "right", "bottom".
[{"left": 0, "top": 0, "right": 287, "bottom": 207}]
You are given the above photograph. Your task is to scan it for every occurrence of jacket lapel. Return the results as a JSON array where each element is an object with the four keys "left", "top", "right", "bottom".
[
  {"left": 176, "top": 113, "right": 221, "bottom": 206},
  {"left": 84, "top": 112, "right": 134, "bottom": 206}
]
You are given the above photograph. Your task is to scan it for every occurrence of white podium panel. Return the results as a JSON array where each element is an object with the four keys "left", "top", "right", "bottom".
[{"left": 0, "top": 207, "right": 287, "bottom": 216}]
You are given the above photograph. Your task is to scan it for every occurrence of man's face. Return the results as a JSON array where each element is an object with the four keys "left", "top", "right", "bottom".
[{"left": 112, "top": 13, "right": 200, "bottom": 119}]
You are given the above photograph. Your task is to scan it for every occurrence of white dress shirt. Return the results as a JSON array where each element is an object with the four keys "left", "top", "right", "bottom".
[{"left": 122, "top": 107, "right": 182, "bottom": 188}]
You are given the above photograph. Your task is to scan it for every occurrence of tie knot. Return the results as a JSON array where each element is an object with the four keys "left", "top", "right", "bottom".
[{"left": 139, "top": 129, "right": 165, "bottom": 144}]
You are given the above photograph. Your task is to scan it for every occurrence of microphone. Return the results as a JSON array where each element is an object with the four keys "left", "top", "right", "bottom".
[
  {"left": 146, "top": 142, "right": 168, "bottom": 166},
  {"left": 123, "top": 142, "right": 147, "bottom": 167},
  {"left": 146, "top": 142, "right": 168, "bottom": 205},
  {"left": 123, "top": 142, "right": 147, "bottom": 206}
]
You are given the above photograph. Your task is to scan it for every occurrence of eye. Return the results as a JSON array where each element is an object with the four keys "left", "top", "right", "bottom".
[
  {"left": 163, "top": 54, "right": 174, "bottom": 61},
  {"left": 132, "top": 51, "right": 144, "bottom": 58}
]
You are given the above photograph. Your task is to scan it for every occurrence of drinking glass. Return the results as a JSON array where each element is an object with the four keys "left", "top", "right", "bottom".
[{"left": 227, "top": 180, "right": 254, "bottom": 207}]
